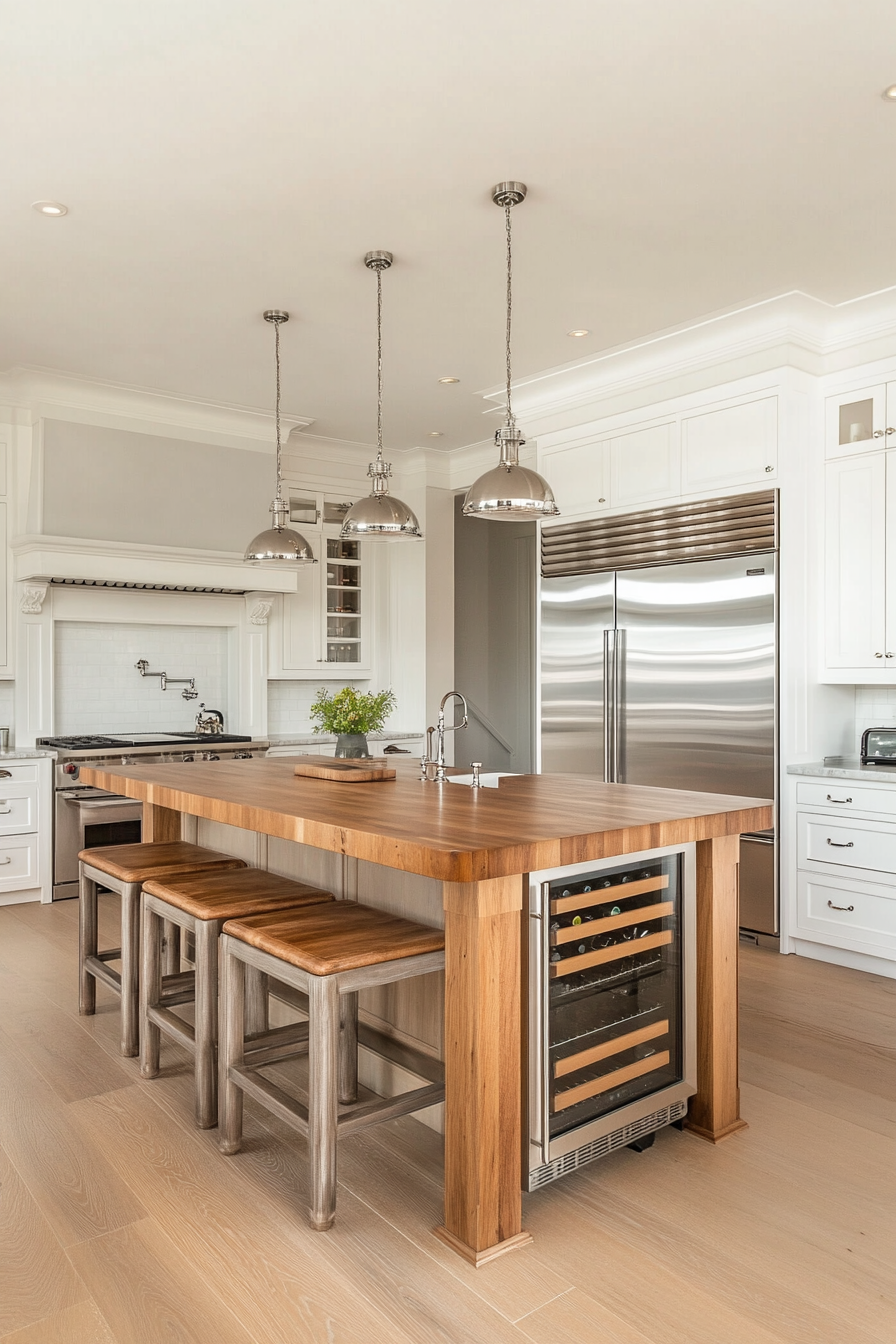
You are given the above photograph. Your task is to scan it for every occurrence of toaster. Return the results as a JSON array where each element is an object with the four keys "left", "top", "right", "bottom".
[{"left": 860, "top": 726, "right": 896, "bottom": 765}]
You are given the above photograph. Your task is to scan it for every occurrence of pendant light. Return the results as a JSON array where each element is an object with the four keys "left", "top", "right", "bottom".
[
  {"left": 244, "top": 310, "right": 317, "bottom": 565},
  {"left": 462, "top": 183, "right": 560, "bottom": 521},
  {"left": 341, "top": 252, "right": 423, "bottom": 541}
]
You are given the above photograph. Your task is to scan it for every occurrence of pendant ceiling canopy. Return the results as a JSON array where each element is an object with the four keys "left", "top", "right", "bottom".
[
  {"left": 244, "top": 310, "right": 317, "bottom": 565},
  {"left": 462, "top": 183, "right": 560, "bottom": 522},
  {"left": 341, "top": 252, "right": 423, "bottom": 542}
]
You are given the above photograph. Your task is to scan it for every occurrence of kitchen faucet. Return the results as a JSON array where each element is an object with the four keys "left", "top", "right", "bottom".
[{"left": 421, "top": 691, "right": 468, "bottom": 781}]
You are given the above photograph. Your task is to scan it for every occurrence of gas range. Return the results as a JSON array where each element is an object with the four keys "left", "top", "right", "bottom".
[{"left": 43, "top": 734, "right": 268, "bottom": 787}]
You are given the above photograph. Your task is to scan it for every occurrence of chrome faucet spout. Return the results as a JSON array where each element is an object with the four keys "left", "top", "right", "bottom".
[{"left": 421, "top": 691, "right": 469, "bottom": 781}]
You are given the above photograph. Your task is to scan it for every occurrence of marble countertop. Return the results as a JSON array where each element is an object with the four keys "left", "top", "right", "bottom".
[
  {"left": 788, "top": 756, "right": 896, "bottom": 782},
  {"left": 265, "top": 731, "right": 424, "bottom": 747},
  {"left": 0, "top": 749, "right": 57, "bottom": 760}
]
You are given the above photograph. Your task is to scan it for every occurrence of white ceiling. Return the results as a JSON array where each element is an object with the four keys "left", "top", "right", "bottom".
[{"left": 4, "top": 0, "right": 896, "bottom": 452}]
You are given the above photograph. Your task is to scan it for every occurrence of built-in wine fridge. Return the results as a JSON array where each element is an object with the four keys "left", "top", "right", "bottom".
[{"left": 527, "top": 843, "right": 696, "bottom": 1190}]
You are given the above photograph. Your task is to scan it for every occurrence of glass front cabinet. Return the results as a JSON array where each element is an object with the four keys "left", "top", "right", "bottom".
[{"left": 268, "top": 493, "right": 371, "bottom": 677}]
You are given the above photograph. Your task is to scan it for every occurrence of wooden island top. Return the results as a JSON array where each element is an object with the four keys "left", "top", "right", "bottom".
[
  {"left": 80, "top": 754, "right": 772, "bottom": 1268},
  {"left": 80, "top": 755, "right": 772, "bottom": 882}
]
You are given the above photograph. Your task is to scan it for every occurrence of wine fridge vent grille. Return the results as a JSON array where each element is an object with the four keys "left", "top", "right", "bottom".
[{"left": 528, "top": 1099, "right": 687, "bottom": 1190}]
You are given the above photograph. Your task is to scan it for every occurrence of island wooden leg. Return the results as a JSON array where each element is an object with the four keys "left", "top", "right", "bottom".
[
  {"left": 142, "top": 802, "right": 181, "bottom": 842},
  {"left": 685, "top": 832, "right": 747, "bottom": 1143},
  {"left": 434, "top": 874, "right": 533, "bottom": 1267}
]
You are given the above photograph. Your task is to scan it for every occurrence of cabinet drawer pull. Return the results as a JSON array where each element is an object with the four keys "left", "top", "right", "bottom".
[
  {"left": 0, "top": 807, "right": 11, "bottom": 814},
  {"left": 826, "top": 795, "right": 852, "bottom": 803},
  {"left": 826, "top": 839, "right": 854, "bottom": 847},
  {"left": 0, "top": 770, "right": 10, "bottom": 778},
  {"left": 875, "top": 652, "right": 884, "bottom": 658},
  {"left": 0, "top": 856, "right": 11, "bottom": 865},
  {"left": 827, "top": 900, "right": 855, "bottom": 912}
]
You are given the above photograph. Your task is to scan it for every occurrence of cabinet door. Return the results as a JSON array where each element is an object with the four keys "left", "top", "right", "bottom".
[
  {"left": 277, "top": 560, "right": 324, "bottom": 673},
  {"left": 681, "top": 396, "right": 777, "bottom": 493},
  {"left": 824, "top": 454, "right": 886, "bottom": 668},
  {"left": 538, "top": 439, "right": 609, "bottom": 517},
  {"left": 825, "top": 384, "right": 887, "bottom": 459},
  {"left": 609, "top": 422, "right": 678, "bottom": 508}
]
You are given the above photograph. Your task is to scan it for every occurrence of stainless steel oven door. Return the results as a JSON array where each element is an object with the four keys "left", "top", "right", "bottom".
[{"left": 54, "top": 788, "right": 143, "bottom": 900}]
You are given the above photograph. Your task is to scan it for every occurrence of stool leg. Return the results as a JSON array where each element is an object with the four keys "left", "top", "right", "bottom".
[
  {"left": 139, "top": 901, "right": 163, "bottom": 1079},
  {"left": 308, "top": 975, "right": 339, "bottom": 1231},
  {"left": 162, "top": 920, "right": 181, "bottom": 976},
  {"left": 219, "top": 947, "right": 245, "bottom": 1156},
  {"left": 245, "top": 968, "right": 269, "bottom": 1036},
  {"left": 120, "top": 882, "right": 141, "bottom": 1057},
  {"left": 194, "top": 919, "right": 218, "bottom": 1129},
  {"left": 337, "top": 990, "right": 358, "bottom": 1105},
  {"left": 79, "top": 869, "right": 97, "bottom": 1016}
]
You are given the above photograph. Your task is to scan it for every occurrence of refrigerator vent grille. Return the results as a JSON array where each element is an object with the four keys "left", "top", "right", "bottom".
[
  {"left": 541, "top": 490, "right": 777, "bottom": 577},
  {"left": 528, "top": 1099, "right": 688, "bottom": 1189}
]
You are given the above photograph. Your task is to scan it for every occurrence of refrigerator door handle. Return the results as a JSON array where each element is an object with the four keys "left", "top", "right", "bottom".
[
  {"left": 603, "top": 628, "right": 615, "bottom": 781},
  {"left": 614, "top": 627, "right": 625, "bottom": 783}
]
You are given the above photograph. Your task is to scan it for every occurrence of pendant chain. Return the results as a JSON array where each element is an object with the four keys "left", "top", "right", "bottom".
[
  {"left": 505, "top": 200, "right": 514, "bottom": 426},
  {"left": 376, "top": 266, "right": 384, "bottom": 461},
  {"left": 274, "top": 318, "right": 283, "bottom": 504}
]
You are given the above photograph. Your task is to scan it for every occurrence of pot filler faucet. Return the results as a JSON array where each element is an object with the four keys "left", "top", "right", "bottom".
[{"left": 421, "top": 691, "right": 468, "bottom": 782}]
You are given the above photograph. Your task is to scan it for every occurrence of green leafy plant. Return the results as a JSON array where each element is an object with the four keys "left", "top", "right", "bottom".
[{"left": 310, "top": 686, "right": 397, "bottom": 736}]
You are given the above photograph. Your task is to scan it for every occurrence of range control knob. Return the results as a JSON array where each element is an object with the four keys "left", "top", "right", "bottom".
[
  {"left": 63, "top": 762, "right": 78, "bottom": 775},
  {"left": 233, "top": 751, "right": 252, "bottom": 759}
]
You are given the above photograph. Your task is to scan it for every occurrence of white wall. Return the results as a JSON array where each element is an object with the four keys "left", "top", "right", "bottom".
[{"left": 54, "top": 621, "right": 229, "bottom": 734}]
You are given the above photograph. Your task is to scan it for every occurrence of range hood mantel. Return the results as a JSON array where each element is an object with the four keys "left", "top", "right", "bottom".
[{"left": 12, "top": 535, "right": 299, "bottom": 596}]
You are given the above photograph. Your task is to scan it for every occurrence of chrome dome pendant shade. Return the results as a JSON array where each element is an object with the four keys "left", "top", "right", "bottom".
[
  {"left": 244, "top": 311, "right": 317, "bottom": 565},
  {"left": 462, "top": 183, "right": 559, "bottom": 521},
  {"left": 341, "top": 252, "right": 423, "bottom": 542}
]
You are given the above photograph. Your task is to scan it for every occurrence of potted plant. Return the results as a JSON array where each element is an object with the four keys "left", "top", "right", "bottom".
[{"left": 309, "top": 686, "right": 397, "bottom": 758}]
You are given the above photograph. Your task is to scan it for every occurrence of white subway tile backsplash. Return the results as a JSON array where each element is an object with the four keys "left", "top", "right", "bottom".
[
  {"left": 266, "top": 679, "right": 354, "bottom": 735},
  {"left": 55, "top": 622, "right": 229, "bottom": 734},
  {"left": 855, "top": 684, "right": 896, "bottom": 744}
]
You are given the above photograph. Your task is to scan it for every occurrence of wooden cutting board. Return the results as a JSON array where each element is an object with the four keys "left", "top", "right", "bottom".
[{"left": 293, "top": 756, "right": 397, "bottom": 783}]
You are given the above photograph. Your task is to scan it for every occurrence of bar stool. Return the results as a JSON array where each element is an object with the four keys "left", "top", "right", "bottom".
[
  {"left": 79, "top": 841, "right": 247, "bottom": 1057},
  {"left": 139, "top": 868, "right": 335, "bottom": 1127},
  {"left": 219, "top": 901, "right": 446, "bottom": 1231}
]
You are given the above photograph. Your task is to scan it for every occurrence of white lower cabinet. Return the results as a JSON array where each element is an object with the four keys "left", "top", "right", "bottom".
[
  {"left": 795, "top": 795, "right": 896, "bottom": 965},
  {"left": 0, "top": 833, "right": 40, "bottom": 893}
]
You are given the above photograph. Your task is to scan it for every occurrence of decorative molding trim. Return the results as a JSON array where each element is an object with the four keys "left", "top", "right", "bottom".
[
  {"left": 11, "top": 534, "right": 299, "bottom": 595},
  {"left": 19, "top": 583, "right": 48, "bottom": 614},
  {"left": 246, "top": 596, "right": 274, "bottom": 626}
]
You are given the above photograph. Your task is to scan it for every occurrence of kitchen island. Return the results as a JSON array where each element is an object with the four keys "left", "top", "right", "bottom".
[{"left": 79, "top": 756, "right": 772, "bottom": 1266}]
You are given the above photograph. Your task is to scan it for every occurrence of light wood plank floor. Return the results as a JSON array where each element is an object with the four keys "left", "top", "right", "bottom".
[{"left": 0, "top": 897, "right": 893, "bottom": 1343}]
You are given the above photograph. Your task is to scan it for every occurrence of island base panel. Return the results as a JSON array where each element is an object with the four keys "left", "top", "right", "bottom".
[
  {"left": 685, "top": 833, "right": 747, "bottom": 1142},
  {"left": 440, "top": 875, "right": 530, "bottom": 1260}
]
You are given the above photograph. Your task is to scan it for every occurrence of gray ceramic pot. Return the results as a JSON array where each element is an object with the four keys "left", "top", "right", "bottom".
[{"left": 335, "top": 733, "right": 370, "bottom": 759}]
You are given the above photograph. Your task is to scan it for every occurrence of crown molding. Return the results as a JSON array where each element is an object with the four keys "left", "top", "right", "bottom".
[
  {"left": 473, "top": 286, "right": 896, "bottom": 437},
  {"left": 0, "top": 365, "right": 314, "bottom": 451}
]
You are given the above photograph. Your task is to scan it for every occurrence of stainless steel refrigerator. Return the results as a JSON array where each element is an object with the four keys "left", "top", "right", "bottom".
[{"left": 539, "top": 494, "right": 777, "bottom": 933}]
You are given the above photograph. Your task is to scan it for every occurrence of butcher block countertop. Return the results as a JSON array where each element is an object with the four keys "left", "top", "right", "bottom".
[{"left": 79, "top": 755, "right": 773, "bottom": 883}]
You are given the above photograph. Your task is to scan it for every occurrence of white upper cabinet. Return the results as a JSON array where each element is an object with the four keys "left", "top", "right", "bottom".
[
  {"left": 539, "top": 439, "right": 610, "bottom": 517},
  {"left": 609, "top": 422, "right": 679, "bottom": 508},
  {"left": 825, "top": 383, "right": 894, "bottom": 459},
  {"left": 824, "top": 453, "right": 887, "bottom": 670},
  {"left": 267, "top": 492, "right": 370, "bottom": 678},
  {"left": 681, "top": 396, "right": 777, "bottom": 493}
]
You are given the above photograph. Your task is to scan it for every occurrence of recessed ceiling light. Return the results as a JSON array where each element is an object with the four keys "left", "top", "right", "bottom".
[
  {"left": 438, "top": 376, "right": 460, "bottom": 384},
  {"left": 882, "top": 85, "right": 896, "bottom": 100},
  {"left": 567, "top": 329, "right": 589, "bottom": 337},
  {"left": 427, "top": 430, "right": 444, "bottom": 437},
  {"left": 32, "top": 200, "right": 68, "bottom": 216}
]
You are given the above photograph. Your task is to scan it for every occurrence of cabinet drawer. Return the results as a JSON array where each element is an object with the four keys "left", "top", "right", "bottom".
[
  {"left": 798, "top": 813, "right": 896, "bottom": 876},
  {"left": 796, "top": 779, "right": 896, "bottom": 817},
  {"left": 797, "top": 871, "right": 896, "bottom": 951},
  {"left": 0, "top": 784, "right": 39, "bottom": 835},
  {"left": 0, "top": 763, "right": 38, "bottom": 783},
  {"left": 0, "top": 834, "right": 39, "bottom": 891}
]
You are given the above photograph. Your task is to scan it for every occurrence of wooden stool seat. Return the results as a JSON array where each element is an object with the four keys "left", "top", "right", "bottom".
[
  {"left": 140, "top": 870, "right": 335, "bottom": 1128},
  {"left": 78, "top": 842, "right": 248, "bottom": 1058},
  {"left": 222, "top": 901, "right": 445, "bottom": 977},
  {"left": 79, "top": 840, "right": 245, "bottom": 884},
  {"left": 143, "top": 867, "right": 333, "bottom": 922},
  {"left": 219, "top": 901, "right": 446, "bottom": 1230}
]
